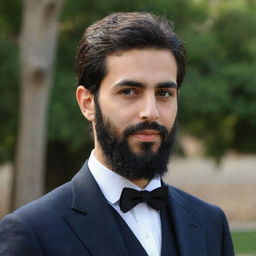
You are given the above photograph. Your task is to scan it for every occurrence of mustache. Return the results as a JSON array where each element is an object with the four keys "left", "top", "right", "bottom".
[{"left": 123, "top": 122, "right": 168, "bottom": 139}]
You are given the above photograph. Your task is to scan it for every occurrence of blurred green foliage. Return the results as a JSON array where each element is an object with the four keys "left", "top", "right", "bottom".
[
  {"left": 0, "top": 0, "right": 20, "bottom": 162},
  {"left": 180, "top": 5, "right": 256, "bottom": 160},
  {"left": 1, "top": 0, "right": 256, "bottom": 186}
]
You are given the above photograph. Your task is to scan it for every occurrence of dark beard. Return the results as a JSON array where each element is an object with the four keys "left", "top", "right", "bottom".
[{"left": 94, "top": 97, "right": 177, "bottom": 180}]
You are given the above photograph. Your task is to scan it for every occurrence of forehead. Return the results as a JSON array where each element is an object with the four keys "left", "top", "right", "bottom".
[{"left": 101, "top": 48, "right": 178, "bottom": 89}]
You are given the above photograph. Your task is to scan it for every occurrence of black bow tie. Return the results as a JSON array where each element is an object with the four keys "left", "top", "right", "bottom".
[{"left": 119, "top": 186, "right": 168, "bottom": 213}]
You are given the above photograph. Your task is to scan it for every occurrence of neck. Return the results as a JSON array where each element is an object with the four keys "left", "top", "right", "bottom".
[{"left": 130, "top": 178, "right": 150, "bottom": 188}]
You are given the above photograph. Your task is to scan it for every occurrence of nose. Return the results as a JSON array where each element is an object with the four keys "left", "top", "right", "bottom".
[{"left": 139, "top": 93, "right": 159, "bottom": 122}]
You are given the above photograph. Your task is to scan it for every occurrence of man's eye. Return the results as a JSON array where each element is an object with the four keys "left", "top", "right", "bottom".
[
  {"left": 157, "top": 90, "right": 172, "bottom": 98},
  {"left": 121, "top": 88, "right": 136, "bottom": 95}
]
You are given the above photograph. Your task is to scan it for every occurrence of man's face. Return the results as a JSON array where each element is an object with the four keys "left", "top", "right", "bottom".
[{"left": 91, "top": 48, "right": 178, "bottom": 180}]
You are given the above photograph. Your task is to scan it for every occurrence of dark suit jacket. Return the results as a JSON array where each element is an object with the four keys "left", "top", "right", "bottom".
[{"left": 0, "top": 161, "right": 234, "bottom": 256}]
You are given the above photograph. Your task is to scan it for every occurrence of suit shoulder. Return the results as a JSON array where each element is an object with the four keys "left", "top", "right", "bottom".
[
  {"left": 167, "top": 184, "right": 232, "bottom": 234},
  {"left": 3, "top": 181, "right": 72, "bottom": 223},
  {"left": 166, "top": 185, "right": 234, "bottom": 253},
  {"left": 0, "top": 211, "right": 45, "bottom": 255},
  {"left": 168, "top": 184, "right": 224, "bottom": 214},
  {"left": 0, "top": 182, "right": 74, "bottom": 254}
]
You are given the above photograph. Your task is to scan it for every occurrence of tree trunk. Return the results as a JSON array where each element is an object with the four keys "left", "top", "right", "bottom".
[{"left": 11, "top": 0, "right": 64, "bottom": 210}]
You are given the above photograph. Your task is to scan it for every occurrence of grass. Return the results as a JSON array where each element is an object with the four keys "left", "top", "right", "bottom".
[{"left": 232, "top": 231, "right": 256, "bottom": 255}]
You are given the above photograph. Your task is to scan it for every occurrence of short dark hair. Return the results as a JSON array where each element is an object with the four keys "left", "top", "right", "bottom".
[{"left": 76, "top": 12, "right": 186, "bottom": 94}]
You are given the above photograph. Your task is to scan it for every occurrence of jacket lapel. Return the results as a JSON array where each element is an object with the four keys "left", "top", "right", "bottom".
[
  {"left": 168, "top": 186, "right": 207, "bottom": 256},
  {"left": 62, "top": 163, "right": 208, "bottom": 256},
  {"left": 63, "top": 162, "right": 130, "bottom": 256}
]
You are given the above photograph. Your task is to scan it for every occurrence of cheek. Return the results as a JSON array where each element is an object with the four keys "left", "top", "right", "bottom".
[
  {"left": 109, "top": 107, "right": 136, "bottom": 125},
  {"left": 102, "top": 110, "right": 130, "bottom": 136},
  {"left": 160, "top": 105, "right": 177, "bottom": 125},
  {"left": 160, "top": 104, "right": 177, "bottom": 117}
]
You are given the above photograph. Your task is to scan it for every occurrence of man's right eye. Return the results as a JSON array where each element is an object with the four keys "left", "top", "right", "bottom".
[{"left": 120, "top": 88, "right": 136, "bottom": 96}]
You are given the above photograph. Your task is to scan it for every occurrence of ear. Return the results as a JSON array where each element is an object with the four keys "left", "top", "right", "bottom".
[{"left": 76, "top": 85, "right": 95, "bottom": 122}]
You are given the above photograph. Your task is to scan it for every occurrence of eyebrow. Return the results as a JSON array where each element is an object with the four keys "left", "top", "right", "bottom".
[
  {"left": 115, "top": 80, "right": 144, "bottom": 88},
  {"left": 156, "top": 81, "right": 177, "bottom": 89},
  {"left": 114, "top": 80, "right": 177, "bottom": 89}
]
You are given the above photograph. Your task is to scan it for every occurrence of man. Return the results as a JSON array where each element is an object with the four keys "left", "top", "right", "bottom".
[{"left": 0, "top": 12, "right": 234, "bottom": 256}]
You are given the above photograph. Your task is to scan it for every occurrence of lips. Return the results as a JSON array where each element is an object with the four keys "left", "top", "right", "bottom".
[
  {"left": 131, "top": 129, "right": 160, "bottom": 142},
  {"left": 134, "top": 129, "right": 159, "bottom": 135}
]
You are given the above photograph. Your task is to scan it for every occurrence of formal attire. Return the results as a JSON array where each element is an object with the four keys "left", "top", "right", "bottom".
[
  {"left": 88, "top": 151, "right": 162, "bottom": 256},
  {"left": 0, "top": 156, "right": 234, "bottom": 255}
]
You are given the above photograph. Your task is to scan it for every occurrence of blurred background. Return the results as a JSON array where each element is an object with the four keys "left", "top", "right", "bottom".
[{"left": 0, "top": 0, "right": 256, "bottom": 254}]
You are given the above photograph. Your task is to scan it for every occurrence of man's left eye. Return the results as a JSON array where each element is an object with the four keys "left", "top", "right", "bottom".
[{"left": 157, "top": 90, "right": 172, "bottom": 98}]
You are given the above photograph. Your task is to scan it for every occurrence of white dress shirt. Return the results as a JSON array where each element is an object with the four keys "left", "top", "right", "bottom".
[{"left": 88, "top": 151, "right": 162, "bottom": 256}]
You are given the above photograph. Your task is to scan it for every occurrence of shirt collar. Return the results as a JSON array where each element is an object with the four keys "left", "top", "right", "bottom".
[{"left": 88, "top": 150, "right": 161, "bottom": 205}]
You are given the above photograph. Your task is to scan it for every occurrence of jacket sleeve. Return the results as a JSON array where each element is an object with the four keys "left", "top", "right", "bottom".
[
  {"left": 220, "top": 210, "right": 235, "bottom": 256},
  {"left": 0, "top": 214, "right": 44, "bottom": 256}
]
